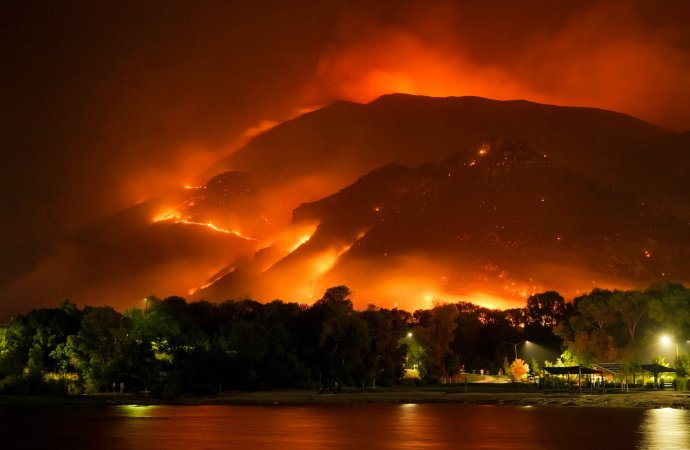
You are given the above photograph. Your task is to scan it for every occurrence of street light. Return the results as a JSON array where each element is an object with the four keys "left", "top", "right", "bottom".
[
  {"left": 660, "top": 334, "right": 679, "bottom": 359},
  {"left": 509, "top": 341, "right": 529, "bottom": 360}
]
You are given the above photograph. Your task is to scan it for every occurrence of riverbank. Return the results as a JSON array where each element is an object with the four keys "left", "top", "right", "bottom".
[{"left": 3, "top": 387, "right": 690, "bottom": 409}]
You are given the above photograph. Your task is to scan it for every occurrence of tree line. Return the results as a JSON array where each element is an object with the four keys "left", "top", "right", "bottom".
[
  {"left": 557, "top": 282, "right": 690, "bottom": 379},
  {"left": 1, "top": 283, "right": 688, "bottom": 397}
]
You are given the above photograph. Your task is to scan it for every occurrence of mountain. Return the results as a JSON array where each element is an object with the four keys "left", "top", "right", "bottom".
[
  {"left": 211, "top": 94, "right": 690, "bottom": 214},
  {"left": 0, "top": 194, "right": 260, "bottom": 315},
  {"left": 3, "top": 94, "right": 690, "bottom": 315},
  {"left": 166, "top": 94, "right": 690, "bottom": 255},
  {"left": 193, "top": 140, "right": 690, "bottom": 310},
  {"left": 152, "top": 95, "right": 689, "bottom": 249}
]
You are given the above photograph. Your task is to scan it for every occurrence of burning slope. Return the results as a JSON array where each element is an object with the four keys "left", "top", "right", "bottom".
[
  {"left": 4, "top": 95, "right": 690, "bottom": 315},
  {"left": 193, "top": 141, "right": 690, "bottom": 309},
  {"left": 153, "top": 213, "right": 259, "bottom": 241},
  {"left": 212, "top": 94, "right": 690, "bottom": 218},
  {"left": 148, "top": 95, "right": 690, "bottom": 255},
  {"left": 157, "top": 95, "right": 690, "bottom": 281}
]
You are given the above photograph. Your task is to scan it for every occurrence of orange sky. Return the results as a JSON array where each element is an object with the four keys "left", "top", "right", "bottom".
[{"left": 310, "top": 1, "right": 690, "bottom": 131}]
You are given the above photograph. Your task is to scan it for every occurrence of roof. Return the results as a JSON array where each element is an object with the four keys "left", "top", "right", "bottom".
[
  {"left": 640, "top": 364, "right": 676, "bottom": 374},
  {"left": 544, "top": 366, "right": 603, "bottom": 375},
  {"left": 592, "top": 362, "right": 622, "bottom": 374}
]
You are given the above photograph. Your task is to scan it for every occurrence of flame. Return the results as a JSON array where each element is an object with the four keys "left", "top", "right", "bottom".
[
  {"left": 179, "top": 221, "right": 259, "bottom": 241},
  {"left": 312, "top": 243, "right": 353, "bottom": 277},
  {"left": 224, "top": 222, "right": 321, "bottom": 277},
  {"left": 154, "top": 213, "right": 259, "bottom": 241},
  {"left": 188, "top": 267, "right": 236, "bottom": 295},
  {"left": 276, "top": 222, "right": 319, "bottom": 255},
  {"left": 309, "top": 230, "right": 370, "bottom": 277},
  {"left": 289, "top": 233, "right": 313, "bottom": 253},
  {"left": 154, "top": 211, "right": 183, "bottom": 222}
]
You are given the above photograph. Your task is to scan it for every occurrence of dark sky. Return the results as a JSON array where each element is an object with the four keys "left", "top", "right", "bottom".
[
  {"left": 2, "top": 1, "right": 341, "bottom": 282},
  {"left": 2, "top": 0, "right": 690, "bottom": 312}
]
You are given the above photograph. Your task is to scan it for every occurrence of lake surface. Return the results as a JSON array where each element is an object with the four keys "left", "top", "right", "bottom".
[{"left": 1, "top": 403, "right": 688, "bottom": 449}]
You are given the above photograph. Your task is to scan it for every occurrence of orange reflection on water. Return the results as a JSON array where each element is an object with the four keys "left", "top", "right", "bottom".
[
  {"left": 638, "top": 408, "right": 690, "bottom": 449},
  {"left": 1, "top": 403, "right": 662, "bottom": 449},
  {"left": 107, "top": 403, "right": 647, "bottom": 450}
]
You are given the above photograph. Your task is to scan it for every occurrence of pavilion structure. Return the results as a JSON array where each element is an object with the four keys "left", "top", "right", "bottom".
[{"left": 543, "top": 366, "right": 603, "bottom": 394}]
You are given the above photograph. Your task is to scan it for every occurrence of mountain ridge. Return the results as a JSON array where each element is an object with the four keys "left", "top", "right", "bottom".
[
  {"left": 3, "top": 94, "right": 690, "bottom": 316},
  {"left": 209, "top": 93, "right": 690, "bottom": 221},
  {"left": 194, "top": 140, "right": 690, "bottom": 309}
]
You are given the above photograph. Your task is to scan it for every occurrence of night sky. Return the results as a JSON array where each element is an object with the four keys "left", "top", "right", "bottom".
[{"left": 3, "top": 1, "right": 690, "bottom": 318}]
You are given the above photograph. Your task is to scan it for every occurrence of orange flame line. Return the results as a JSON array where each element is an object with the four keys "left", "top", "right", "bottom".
[{"left": 154, "top": 214, "right": 259, "bottom": 241}]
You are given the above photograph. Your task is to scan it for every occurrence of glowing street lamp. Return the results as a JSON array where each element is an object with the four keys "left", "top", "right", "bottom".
[
  {"left": 660, "top": 334, "right": 679, "bottom": 359},
  {"left": 404, "top": 331, "right": 421, "bottom": 371},
  {"left": 509, "top": 341, "right": 530, "bottom": 360}
]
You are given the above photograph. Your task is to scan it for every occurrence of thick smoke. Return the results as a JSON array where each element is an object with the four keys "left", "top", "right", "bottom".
[{"left": 311, "top": 0, "right": 690, "bottom": 130}]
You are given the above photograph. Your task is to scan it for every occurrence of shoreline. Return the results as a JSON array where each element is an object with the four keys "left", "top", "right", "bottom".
[{"left": 3, "top": 388, "right": 690, "bottom": 409}]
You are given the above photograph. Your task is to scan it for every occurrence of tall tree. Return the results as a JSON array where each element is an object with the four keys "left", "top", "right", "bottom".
[
  {"left": 414, "top": 303, "right": 458, "bottom": 379},
  {"left": 65, "top": 306, "right": 130, "bottom": 392},
  {"left": 362, "top": 306, "right": 409, "bottom": 387}
]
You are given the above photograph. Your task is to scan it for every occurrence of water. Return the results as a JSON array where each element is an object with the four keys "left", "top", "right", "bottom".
[{"left": 1, "top": 403, "right": 688, "bottom": 449}]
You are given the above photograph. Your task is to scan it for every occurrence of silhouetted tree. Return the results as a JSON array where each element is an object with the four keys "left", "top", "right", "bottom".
[{"left": 362, "top": 306, "right": 409, "bottom": 386}]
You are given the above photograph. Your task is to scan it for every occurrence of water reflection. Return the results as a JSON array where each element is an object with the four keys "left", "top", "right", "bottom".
[
  {"left": 117, "top": 404, "right": 160, "bottom": 417},
  {"left": 638, "top": 408, "right": 690, "bottom": 449},
  {"left": 4, "top": 403, "right": 688, "bottom": 449}
]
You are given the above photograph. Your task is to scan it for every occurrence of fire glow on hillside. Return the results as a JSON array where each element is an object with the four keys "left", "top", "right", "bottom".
[
  {"left": 3, "top": 1, "right": 690, "bottom": 319},
  {"left": 154, "top": 212, "right": 259, "bottom": 241},
  {"left": 146, "top": 136, "right": 675, "bottom": 312}
]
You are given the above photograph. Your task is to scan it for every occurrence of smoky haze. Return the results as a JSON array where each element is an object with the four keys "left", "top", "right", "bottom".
[
  {"left": 314, "top": 0, "right": 690, "bottom": 130},
  {"left": 2, "top": 0, "right": 690, "bottom": 318}
]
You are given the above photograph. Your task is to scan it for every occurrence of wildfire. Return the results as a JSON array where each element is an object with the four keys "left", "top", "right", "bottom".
[
  {"left": 185, "top": 221, "right": 259, "bottom": 240},
  {"left": 154, "top": 213, "right": 259, "bottom": 241},
  {"left": 289, "top": 233, "right": 313, "bottom": 253},
  {"left": 188, "top": 281, "right": 211, "bottom": 296},
  {"left": 313, "top": 243, "right": 353, "bottom": 276},
  {"left": 188, "top": 267, "right": 236, "bottom": 296},
  {"left": 155, "top": 211, "right": 182, "bottom": 222}
]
